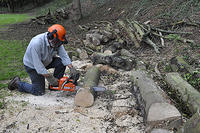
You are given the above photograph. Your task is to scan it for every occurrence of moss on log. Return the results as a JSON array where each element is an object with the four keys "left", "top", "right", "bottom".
[
  {"left": 83, "top": 66, "right": 100, "bottom": 88},
  {"left": 170, "top": 56, "right": 195, "bottom": 74},
  {"left": 165, "top": 72, "right": 200, "bottom": 114}
]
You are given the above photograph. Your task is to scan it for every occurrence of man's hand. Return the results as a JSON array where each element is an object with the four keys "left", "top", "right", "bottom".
[{"left": 45, "top": 74, "right": 59, "bottom": 86}]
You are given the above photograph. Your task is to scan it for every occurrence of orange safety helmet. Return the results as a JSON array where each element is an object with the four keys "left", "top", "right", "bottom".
[{"left": 48, "top": 24, "right": 66, "bottom": 41}]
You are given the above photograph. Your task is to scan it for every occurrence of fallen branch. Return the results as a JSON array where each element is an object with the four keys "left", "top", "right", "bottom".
[
  {"left": 152, "top": 32, "right": 194, "bottom": 43},
  {"left": 117, "top": 20, "right": 140, "bottom": 48},
  {"left": 145, "top": 38, "right": 160, "bottom": 54},
  {"left": 128, "top": 20, "right": 160, "bottom": 53},
  {"left": 151, "top": 27, "right": 193, "bottom": 35},
  {"left": 159, "top": 32, "right": 165, "bottom": 47},
  {"left": 128, "top": 20, "right": 144, "bottom": 42},
  {"left": 156, "top": 20, "right": 200, "bottom": 28},
  {"left": 155, "top": 63, "right": 162, "bottom": 78},
  {"left": 155, "top": 20, "right": 186, "bottom": 28}
]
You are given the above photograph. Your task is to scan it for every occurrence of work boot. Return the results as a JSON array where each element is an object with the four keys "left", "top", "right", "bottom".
[{"left": 8, "top": 76, "right": 20, "bottom": 90}]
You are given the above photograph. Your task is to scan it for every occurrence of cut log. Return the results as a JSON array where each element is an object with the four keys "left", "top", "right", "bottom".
[
  {"left": 96, "top": 64, "right": 118, "bottom": 74},
  {"left": 86, "top": 33, "right": 103, "bottom": 46},
  {"left": 108, "top": 41, "right": 123, "bottom": 53},
  {"left": 165, "top": 72, "right": 200, "bottom": 114},
  {"left": 91, "top": 52, "right": 135, "bottom": 71},
  {"left": 74, "top": 87, "right": 95, "bottom": 107},
  {"left": 74, "top": 66, "right": 100, "bottom": 107},
  {"left": 131, "top": 70, "right": 181, "bottom": 129},
  {"left": 83, "top": 66, "right": 100, "bottom": 88},
  {"left": 147, "top": 102, "right": 181, "bottom": 125},
  {"left": 177, "top": 110, "right": 200, "bottom": 133},
  {"left": 151, "top": 129, "right": 171, "bottom": 133}
]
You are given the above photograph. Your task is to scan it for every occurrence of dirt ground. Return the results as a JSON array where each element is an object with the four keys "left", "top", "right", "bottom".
[
  {"left": 0, "top": 61, "right": 145, "bottom": 133},
  {"left": 0, "top": 0, "right": 200, "bottom": 132}
]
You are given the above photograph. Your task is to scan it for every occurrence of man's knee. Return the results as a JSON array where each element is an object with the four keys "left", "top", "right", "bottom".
[
  {"left": 32, "top": 85, "right": 45, "bottom": 96},
  {"left": 32, "top": 89, "right": 45, "bottom": 96}
]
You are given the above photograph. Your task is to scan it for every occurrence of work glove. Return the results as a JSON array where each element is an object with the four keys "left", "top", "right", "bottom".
[
  {"left": 46, "top": 74, "right": 59, "bottom": 86},
  {"left": 69, "top": 67, "right": 80, "bottom": 83}
]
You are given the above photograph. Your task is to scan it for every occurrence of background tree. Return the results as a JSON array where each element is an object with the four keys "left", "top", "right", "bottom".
[{"left": 69, "top": 0, "right": 82, "bottom": 21}]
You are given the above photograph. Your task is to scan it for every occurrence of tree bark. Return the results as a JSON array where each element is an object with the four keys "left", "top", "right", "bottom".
[
  {"left": 131, "top": 70, "right": 181, "bottom": 129},
  {"left": 177, "top": 110, "right": 200, "bottom": 133},
  {"left": 7, "top": 0, "right": 14, "bottom": 12},
  {"left": 165, "top": 72, "right": 200, "bottom": 114},
  {"left": 69, "top": 0, "right": 82, "bottom": 21}
]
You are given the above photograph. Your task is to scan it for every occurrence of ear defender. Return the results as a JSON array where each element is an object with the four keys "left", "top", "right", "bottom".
[{"left": 47, "top": 29, "right": 58, "bottom": 40}]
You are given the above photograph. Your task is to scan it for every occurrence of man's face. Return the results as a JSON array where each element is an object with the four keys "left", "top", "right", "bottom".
[{"left": 49, "top": 38, "right": 63, "bottom": 48}]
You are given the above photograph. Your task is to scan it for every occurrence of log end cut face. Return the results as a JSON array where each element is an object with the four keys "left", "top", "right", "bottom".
[
  {"left": 74, "top": 88, "right": 94, "bottom": 108},
  {"left": 147, "top": 102, "right": 181, "bottom": 126}
]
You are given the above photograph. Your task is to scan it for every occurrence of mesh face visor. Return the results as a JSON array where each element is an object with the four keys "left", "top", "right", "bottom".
[{"left": 52, "top": 32, "right": 68, "bottom": 48}]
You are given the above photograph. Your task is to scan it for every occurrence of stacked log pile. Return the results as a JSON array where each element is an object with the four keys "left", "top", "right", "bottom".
[
  {"left": 74, "top": 20, "right": 199, "bottom": 132},
  {"left": 77, "top": 19, "right": 195, "bottom": 74},
  {"left": 31, "top": 9, "right": 58, "bottom": 25},
  {"left": 31, "top": 3, "right": 75, "bottom": 25},
  {"left": 78, "top": 22, "right": 137, "bottom": 71},
  {"left": 72, "top": 20, "right": 200, "bottom": 132}
]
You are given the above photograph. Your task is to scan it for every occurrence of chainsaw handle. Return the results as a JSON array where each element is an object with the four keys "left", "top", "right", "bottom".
[
  {"left": 61, "top": 76, "right": 72, "bottom": 90},
  {"left": 68, "top": 74, "right": 79, "bottom": 84}
]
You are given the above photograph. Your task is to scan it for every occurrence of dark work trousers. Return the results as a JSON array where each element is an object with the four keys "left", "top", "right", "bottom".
[{"left": 18, "top": 57, "right": 66, "bottom": 96}]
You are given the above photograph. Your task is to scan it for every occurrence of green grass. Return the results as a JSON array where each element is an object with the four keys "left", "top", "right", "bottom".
[
  {"left": 0, "top": 14, "right": 32, "bottom": 27},
  {"left": 0, "top": 40, "right": 28, "bottom": 81},
  {"left": 0, "top": 83, "right": 8, "bottom": 89}
]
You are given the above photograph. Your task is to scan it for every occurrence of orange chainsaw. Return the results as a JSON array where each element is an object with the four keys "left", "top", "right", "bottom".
[
  {"left": 49, "top": 75, "right": 106, "bottom": 92},
  {"left": 49, "top": 75, "right": 79, "bottom": 92}
]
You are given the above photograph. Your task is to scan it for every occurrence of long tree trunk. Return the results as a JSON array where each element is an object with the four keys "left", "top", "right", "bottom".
[
  {"left": 7, "top": 0, "right": 14, "bottom": 12},
  {"left": 70, "top": 0, "right": 82, "bottom": 21}
]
